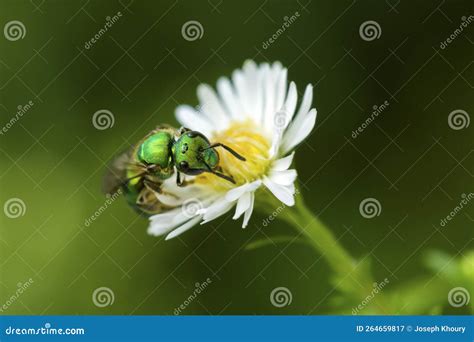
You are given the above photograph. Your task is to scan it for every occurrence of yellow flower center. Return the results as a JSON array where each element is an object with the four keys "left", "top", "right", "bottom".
[{"left": 195, "top": 120, "right": 272, "bottom": 191}]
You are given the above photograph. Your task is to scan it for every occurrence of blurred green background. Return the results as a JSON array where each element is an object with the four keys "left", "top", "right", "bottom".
[{"left": 1, "top": 0, "right": 473, "bottom": 315}]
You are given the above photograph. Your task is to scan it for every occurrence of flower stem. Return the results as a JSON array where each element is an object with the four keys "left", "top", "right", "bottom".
[
  {"left": 283, "top": 197, "right": 356, "bottom": 277},
  {"left": 283, "top": 200, "right": 356, "bottom": 275}
]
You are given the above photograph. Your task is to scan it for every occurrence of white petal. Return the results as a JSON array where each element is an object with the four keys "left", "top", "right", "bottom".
[
  {"left": 269, "top": 132, "right": 282, "bottom": 158},
  {"left": 155, "top": 192, "right": 183, "bottom": 207},
  {"left": 296, "top": 84, "right": 313, "bottom": 122},
  {"left": 282, "top": 108, "right": 317, "bottom": 154},
  {"left": 148, "top": 209, "right": 188, "bottom": 236},
  {"left": 270, "top": 82, "right": 297, "bottom": 158},
  {"left": 197, "top": 84, "right": 230, "bottom": 130},
  {"left": 225, "top": 180, "right": 261, "bottom": 202},
  {"left": 269, "top": 86, "right": 294, "bottom": 157},
  {"left": 175, "top": 105, "right": 210, "bottom": 134},
  {"left": 232, "top": 70, "right": 251, "bottom": 117},
  {"left": 275, "top": 68, "right": 288, "bottom": 111},
  {"left": 262, "top": 62, "right": 288, "bottom": 134},
  {"left": 282, "top": 82, "right": 297, "bottom": 125},
  {"left": 233, "top": 192, "right": 251, "bottom": 220},
  {"left": 269, "top": 169, "right": 297, "bottom": 186},
  {"left": 149, "top": 209, "right": 181, "bottom": 226},
  {"left": 268, "top": 77, "right": 293, "bottom": 157},
  {"left": 201, "top": 199, "right": 234, "bottom": 224},
  {"left": 165, "top": 216, "right": 202, "bottom": 240},
  {"left": 281, "top": 84, "right": 314, "bottom": 151},
  {"left": 242, "top": 60, "right": 263, "bottom": 120},
  {"left": 261, "top": 65, "right": 277, "bottom": 131},
  {"left": 285, "top": 183, "right": 296, "bottom": 196},
  {"left": 242, "top": 192, "right": 255, "bottom": 228},
  {"left": 263, "top": 177, "right": 295, "bottom": 206},
  {"left": 272, "top": 152, "right": 295, "bottom": 171},
  {"left": 217, "top": 77, "right": 241, "bottom": 119}
]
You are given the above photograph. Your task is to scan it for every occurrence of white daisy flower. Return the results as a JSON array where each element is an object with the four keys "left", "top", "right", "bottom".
[{"left": 148, "top": 60, "right": 317, "bottom": 240}]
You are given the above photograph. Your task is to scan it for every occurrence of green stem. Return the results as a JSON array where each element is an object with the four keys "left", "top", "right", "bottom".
[{"left": 284, "top": 199, "right": 356, "bottom": 277}]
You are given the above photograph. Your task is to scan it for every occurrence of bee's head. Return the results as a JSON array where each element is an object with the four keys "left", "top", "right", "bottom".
[{"left": 174, "top": 131, "right": 219, "bottom": 175}]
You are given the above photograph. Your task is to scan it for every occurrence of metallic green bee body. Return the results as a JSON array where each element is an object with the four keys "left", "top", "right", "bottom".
[
  {"left": 172, "top": 131, "right": 220, "bottom": 175},
  {"left": 137, "top": 130, "right": 175, "bottom": 180},
  {"left": 103, "top": 126, "right": 245, "bottom": 215}
]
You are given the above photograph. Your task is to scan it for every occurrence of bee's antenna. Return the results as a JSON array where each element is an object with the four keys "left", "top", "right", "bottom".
[{"left": 204, "top": 143, "right": 246, "bottom": 161}]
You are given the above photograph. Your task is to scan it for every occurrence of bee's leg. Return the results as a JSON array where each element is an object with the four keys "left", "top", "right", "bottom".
[
  {"left": 136, "top": 187, "right": 162, "bottom": 214},
  {"left": 203, "top": 161, "right": 236, "bottom": 184},
  {"left": 143, "top": 179, "right": 162, "bottom": 193},
  {"left": 136, "top": 188, "right": 152, "bottom": 206},
  {"left": 176, "top": 171, "right": 195, "bottom": 187},
  {"left": 176, "top": 171, "right": 184, "bottom": 187},
  {"left": 204, "top": 143, "right": 246, "bottom": 161}
]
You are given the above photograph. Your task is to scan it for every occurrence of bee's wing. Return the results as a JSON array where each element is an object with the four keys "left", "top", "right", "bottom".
[
  {"left": 102, "top": 149, "right": 135, "bottom": 195},
  {"left": 155, "top": 123, "right": 176, "bottom": 131}
]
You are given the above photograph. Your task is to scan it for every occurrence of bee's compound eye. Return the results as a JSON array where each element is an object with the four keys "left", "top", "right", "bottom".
[{"left": 179, "top": 161, "right": 189, "bottom": 171}]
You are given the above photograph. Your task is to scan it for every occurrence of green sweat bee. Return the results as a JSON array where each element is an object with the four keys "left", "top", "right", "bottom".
[{"left": 103, "top": 126, "right": 246, "bottom": 215}]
